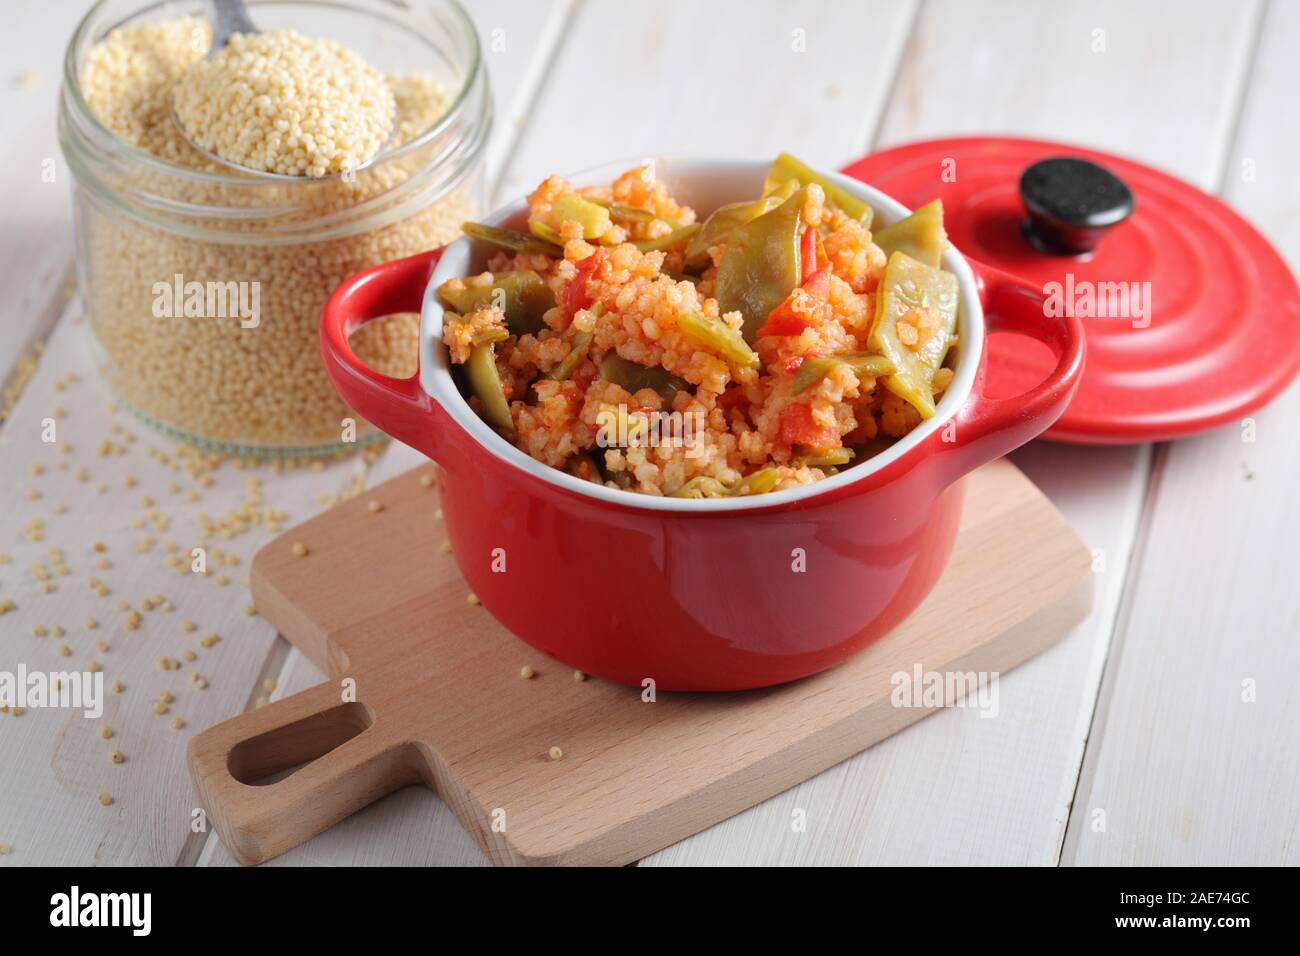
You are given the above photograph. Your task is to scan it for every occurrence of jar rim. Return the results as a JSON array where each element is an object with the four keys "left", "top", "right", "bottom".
[{"left": 62, "top": 0, "right": 485, "bottom": 190}]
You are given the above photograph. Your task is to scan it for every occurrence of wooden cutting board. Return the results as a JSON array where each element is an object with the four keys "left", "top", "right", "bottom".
[{"left": 188, "top": 458, "right": 1092, "bottom": 866}]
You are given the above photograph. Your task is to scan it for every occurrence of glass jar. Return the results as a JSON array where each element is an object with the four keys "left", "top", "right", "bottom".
[{"left": 58, "top": 0, "right": 490, "bottom": 456}]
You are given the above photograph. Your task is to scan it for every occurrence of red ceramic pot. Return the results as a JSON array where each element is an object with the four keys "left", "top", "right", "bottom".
[{"left": 320, "top": 159, "right": 1085, "bottom": 691}]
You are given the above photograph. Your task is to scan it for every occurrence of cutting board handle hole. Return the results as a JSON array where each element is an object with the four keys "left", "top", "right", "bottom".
[{"left": 227, "top": 701, "right": 374, "bottom": 787}]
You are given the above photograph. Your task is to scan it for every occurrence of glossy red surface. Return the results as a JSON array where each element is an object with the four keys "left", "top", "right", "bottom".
[
  {"left": 842, "top": 137, "right": 1300, "bottom": 444},
  {"left": 320, "top": 248, "right": 1084, "bottom": 690}
]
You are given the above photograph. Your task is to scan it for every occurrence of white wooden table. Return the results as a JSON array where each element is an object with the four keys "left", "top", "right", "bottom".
[{"left": 1, "top": 0, "right": 1296, "bottom": 867}]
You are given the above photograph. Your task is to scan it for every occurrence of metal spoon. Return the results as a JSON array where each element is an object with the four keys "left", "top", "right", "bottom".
[{"left": 169, "top": 0, "right": 392, "bottom": 181}]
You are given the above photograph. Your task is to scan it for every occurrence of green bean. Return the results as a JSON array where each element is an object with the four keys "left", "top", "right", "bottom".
[
  {"left": 528, "top": 218, "right": 564, "bottom": 245},
  {"left": 730, "top": 468, "right": 782, "bottom": 496},
  {"left": 633, "top": 222, "right": 701, "bottom": 253},
  {"left": 470, "top": 327, "right": 509, "bottom": 347},
  {"left": 684, "top": 182, "right": 797, "bottom": 268},
  {"left": 795, "top": 448, "right": 854, "bottom": 469},
  {"left": 792, "top": 353, "right": 895, "bottom": 395},
  {"left": 598, "top": 355, "right": 688, "bottom": 403},
  {"left": 675, "top": 311, "right": 760, "bottom": 369},
  {"left": 463, "top": 221, "right": 562, "bottom": 256},
  {"left": 868, "top": 251, "right": 959, "bottom": 419},
  {"left": 548, "top": 331, "right": 594, "bottom": 382},
  {"left": 670, "top": 476, "right": 729, "bottom": 498},
  {"left": 551, "top": 194, "right": 613, "bottom": 239},
  {"left": 439, "top": 271, "right": 555, "bottom": 336},
  {"left": 589, "top": 197, "right": 656, "bottom": 223},
  {"left": 762, "top": 153, "right": 873, "bottom": 226},
  {"left": 873, "top": 200, "right": 947, "bottom": 268},
  {"left": 467, "top": 343, "right": 513, "bottom": 430},
  {"left": 669, "top": 467, "right": 783, "bottom": 499},
  {"left": 715, "top": 188, "right": 804, "bottom": 342}
]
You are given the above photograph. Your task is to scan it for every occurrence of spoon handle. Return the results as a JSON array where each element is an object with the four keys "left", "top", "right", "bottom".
[{"left": 208, "top": 0, "right": 258, "bottom": 50}]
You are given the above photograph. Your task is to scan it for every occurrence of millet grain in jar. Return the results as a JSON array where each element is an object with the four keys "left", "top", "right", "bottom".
[{"left": 73, "top": 17, "right": 481, "bottom": 452}]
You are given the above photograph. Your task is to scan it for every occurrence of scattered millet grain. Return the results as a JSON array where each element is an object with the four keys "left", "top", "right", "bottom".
[
  {"left": 291, "top": 542, "right": 308, "bottom": 558},
  {"left": 111, "top": 750, "right": 125, "bottom": 764},
  {"left": 99, "top": 725, "right": 113, "bottom": 740},
  {"left": 152, "top": 701, "right": 168, "bottom": 716},
  {"left": 112, "top": 680, "right": 126, "bottom": 693},
  {"left": 98, "top": 792, "right": 113, "bottom": 806},
  {"left": 169, "top": 716, "right": 185, "bottom": 730},
  {"left": 573, "top": 670, "right": 587, "bottom": 682},
  {"left": 548, "top": 747, "right": 564, "bottom": 761},
  {"left": 519, "top": 666, "right": 535, "bottom": 680},
  {"left": 262, "top": 678, "right": 276, "bottom": 694},
  {"left": 466, "top": 593, "right": 480, "bottom": 606}
]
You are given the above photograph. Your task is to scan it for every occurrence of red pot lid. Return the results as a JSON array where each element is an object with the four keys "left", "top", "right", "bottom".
[{"left": 841, "top": 136, "right": 1300, "bottom": 443}]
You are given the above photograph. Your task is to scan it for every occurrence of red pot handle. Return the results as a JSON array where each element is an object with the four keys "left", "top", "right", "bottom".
[
  {"left": 320, "top": 248, "right": 444, "bottom": 457},
  {"left": 935, "top": 259, "right": 1086, "bottom": 480}
]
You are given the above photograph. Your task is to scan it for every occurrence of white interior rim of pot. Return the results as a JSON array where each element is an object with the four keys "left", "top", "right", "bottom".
[{"left": 420, "top": 156, "right": 985, "bottom": 513}]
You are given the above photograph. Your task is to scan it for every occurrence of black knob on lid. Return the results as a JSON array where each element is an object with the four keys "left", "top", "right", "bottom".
[{"left": 1019, "top": 157, "right": 1134, "bottom": 256}]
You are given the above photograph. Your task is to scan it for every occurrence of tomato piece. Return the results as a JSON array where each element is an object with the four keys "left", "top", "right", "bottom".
[
  {"left": 562, "top": 252, "right": 602, "bottom": 323},
  {"left": 758, "top": 295, "right": 813, "bottom": 336},
  {"left": 813, "top": 229, "right": 829, "bottom": 272},
  {"left": 800, "top": 225, "right": 817, "bottom": 277},
  {"left": 757, "top": 231, "right": 833, "bottom": 338},
  {"left": 717, "top": 385, "right": 748, "bottom": 410},
  {"left": 802, "top": 267, "right": 830, "bottom": 299},
  {"left": 778, "top": 402, "right": 840, "bottom": 450}
]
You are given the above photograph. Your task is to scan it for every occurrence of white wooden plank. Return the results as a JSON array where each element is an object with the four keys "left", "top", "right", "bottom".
[
  {"left": 0, "top": 0, "right": 572, "bottom": 866},
  {"left": 1063, "top": 0, "right": 1299, "bottom": 866},
  {"left": 0, "top": 1, "right": 89, "bottom": 383},
  {"left": 877, "top": 0, "right": 1258, "bottom": 186},
  {"left": 645, "top": 0, "right": 1261, "bottom": 866},
  {"left": 494, "top": 0, "right": 922, "bottom": 203},
  {"left": 463, "top": 0, "right": 575, "bottom": 189},
  {"left": 0, "top": 303, "right": 363, "bottom": 866}
]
